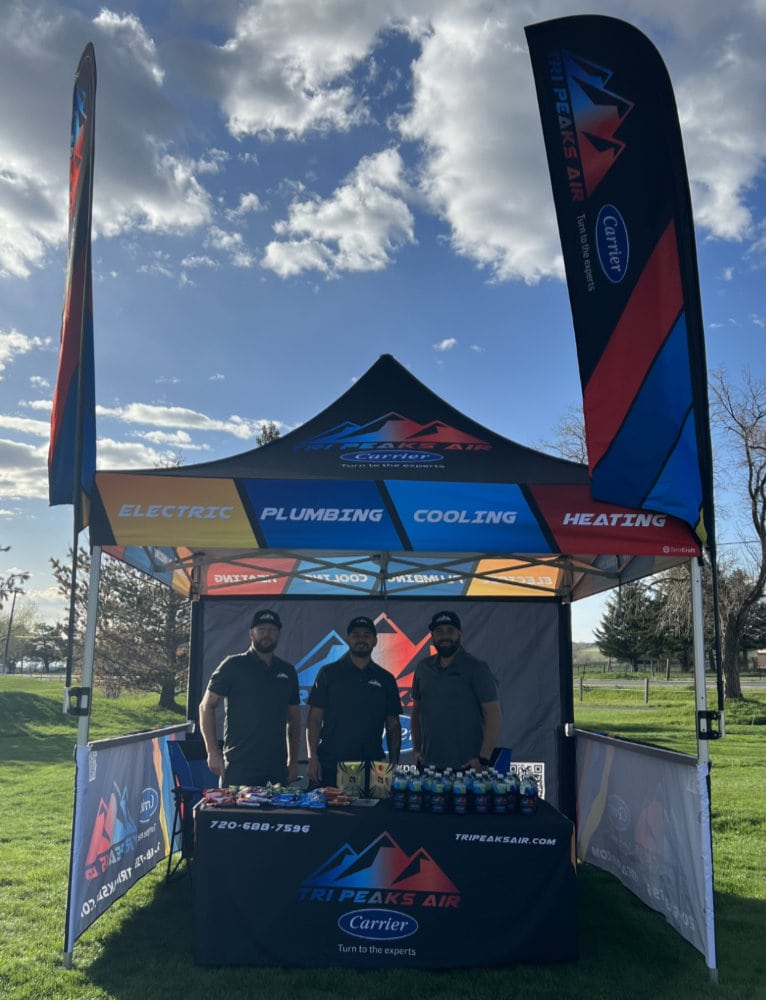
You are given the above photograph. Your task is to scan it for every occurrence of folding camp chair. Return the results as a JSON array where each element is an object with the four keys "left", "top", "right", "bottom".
[{"left": 166, "top": 739, "right": 218, "bottom": 882}]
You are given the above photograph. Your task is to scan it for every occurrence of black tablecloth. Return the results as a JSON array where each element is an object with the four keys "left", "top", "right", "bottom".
[{"left": 193, "top": 799, "right": 577, "bottom": 968}]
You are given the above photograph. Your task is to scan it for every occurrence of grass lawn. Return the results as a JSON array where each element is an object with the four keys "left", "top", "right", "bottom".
[{"left": 1, "top": 676, "right": 764, "bottom": 1000}]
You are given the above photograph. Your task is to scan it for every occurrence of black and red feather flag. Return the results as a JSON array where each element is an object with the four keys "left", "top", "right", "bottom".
[
  {"left": 49, "top": 43, "right": 97, "bottom": 534},
  {"left": 525, "top": 16, "right": 715, "bottom": 554}
]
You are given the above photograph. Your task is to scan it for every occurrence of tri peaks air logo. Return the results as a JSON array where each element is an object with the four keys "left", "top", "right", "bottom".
[
  {"left": 294, "top": 614, "right": 432, "bottom": 705},
  {"left": 84, "top": 784, "right": 138, "bottom": 881},
  {"left": 295, "top": 411, "right": 490, "bottom": 463},
  {"left": 300, "top": 831, "right": 461, "bottom": 909},
  {"left": 70, "top": 83, "right": 88, "bottom": 217},
  {"left": 546, "top": 49, "right": 634, "bottom": 201}
]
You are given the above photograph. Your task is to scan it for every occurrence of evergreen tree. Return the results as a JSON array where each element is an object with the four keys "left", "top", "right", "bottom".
[{"left": 593, "top": 581, "right": 656, "bottom": 671}]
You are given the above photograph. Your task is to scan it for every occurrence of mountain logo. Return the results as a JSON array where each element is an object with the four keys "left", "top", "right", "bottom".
[
  {"left": 295, "top": 412, "right": 491, "bottom": 454},
  {"left": 83, "top": 783, "right": 138, "bottom": 882},
  {"left": 556, "top": 49, "right": 634, "bottom": 200},
  {"left": 294, "top": 613, "right": 431, "bottom": 706},
  {"left": 300, "top": 831, "right": 461, "bottom": 909}
]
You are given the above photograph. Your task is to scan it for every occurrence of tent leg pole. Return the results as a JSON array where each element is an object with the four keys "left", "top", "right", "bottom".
[
  {"left": 691, "top": 558, "right": 719, "bottom": 980},
  {"left": 77, "top": 545, "right": 101, "bottom": 748}
]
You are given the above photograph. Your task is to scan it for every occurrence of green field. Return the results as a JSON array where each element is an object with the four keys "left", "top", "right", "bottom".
[{"left": 1, "top": 676, "right": 764, "bottom": 1000}]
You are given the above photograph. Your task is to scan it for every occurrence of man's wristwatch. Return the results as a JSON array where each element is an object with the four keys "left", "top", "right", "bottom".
[{"left": 478, "top": 755, "right": 491, "bottom": 766}]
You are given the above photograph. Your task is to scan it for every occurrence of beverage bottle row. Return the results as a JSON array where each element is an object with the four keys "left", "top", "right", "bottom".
[{"left": 391, "top": 765, "right": 539, "bottom": 814}]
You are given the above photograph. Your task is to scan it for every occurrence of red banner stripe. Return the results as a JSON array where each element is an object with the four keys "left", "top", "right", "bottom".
[{"left": 583, "top": 221, "right": 682, "bottom": 468}]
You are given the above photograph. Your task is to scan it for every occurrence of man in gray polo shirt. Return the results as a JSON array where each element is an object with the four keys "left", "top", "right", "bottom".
[{"left": 411, "top": 610, "right": 500, "bottom": 771}]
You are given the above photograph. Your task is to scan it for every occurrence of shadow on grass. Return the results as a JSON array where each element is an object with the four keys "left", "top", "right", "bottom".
[
  {"left": 3, "top": 690, "right": 77, "bottom": 733},
  {"left": 78, "top": 865, "right": 757, "bottom": 1000}
]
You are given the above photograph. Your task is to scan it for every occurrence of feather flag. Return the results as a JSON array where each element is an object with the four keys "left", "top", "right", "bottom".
[
  {"left": 525, "top": 16, "right": 715, "bottom": 553},
  {"left": 49, "top": 43, "right": 97, "bottom": 533}
]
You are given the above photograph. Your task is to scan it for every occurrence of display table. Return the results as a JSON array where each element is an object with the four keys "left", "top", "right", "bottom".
[{"left": 193, "top": 799, "right": 577, "bottom": 968}]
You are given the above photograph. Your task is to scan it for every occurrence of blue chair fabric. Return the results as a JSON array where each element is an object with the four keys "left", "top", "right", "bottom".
[{"left": 166, "top": 739, "right": 218, "bottom": 882}]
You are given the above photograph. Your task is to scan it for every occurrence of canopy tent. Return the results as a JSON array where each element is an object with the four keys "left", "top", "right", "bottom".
[
  {"left": 88, "top": 354, "right": 700, "bottom": 599},
  {"left": 73, "top": 354, "right": 717, "bottom": 972}
]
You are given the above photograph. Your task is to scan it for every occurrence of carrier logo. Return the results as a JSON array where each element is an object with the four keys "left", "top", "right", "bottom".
[
  {"left": 544, "top": 48, "right": 634, "bottom": 201},
  {"left": 341, "top": 451, "right": 443, "bottom": 464},
  {"left": 596, "top": 205, "right": 629, "bottom": 282},
  {"left": 299, "top": 831, "right": 461, "bottom": 909},
  {"left": 338, "top": 909, "right": 418, "bottom": 941},
  {"left": 139, "top": 787, "right": 159, "bottom": 823},
  {"left": 297, "top": 411, "right": 490, "bottom": 455}
]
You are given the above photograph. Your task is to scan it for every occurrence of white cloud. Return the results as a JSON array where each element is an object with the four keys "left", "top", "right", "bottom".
[
  {"left": 398, "top": 9, "right": 563, "bottom": 283},
  {"left": 138, "top": 429, "right": 210, "bottom": 450},
  {"left": 181, "top": 254, "right": 219, "bottom": 269},
  {"left": 212, "top": 1, "right": 396, "bottom": 138},
  {"left": 0, "top": 3, "right": 213, "bottom": 278},
  {"left": 227, "top": 193, "right": 266, "bottom": 219},
  {"left": 263, "top": 148, "right": 414, "bottom": 276},
  {"left": 96, "top": 401, "right": 276, "bottom": 440},
  {"left": 0, "top": 330, "right": 46, "bottom": 378},
  {"left": 0, "top": 414, "right": 50, "bottom": 438},
  {"left": 0, "top": 437, "right": 48, "bottom": 500},
  {"left": 434, "top": 338, "right": 457, "bottom": 351}
]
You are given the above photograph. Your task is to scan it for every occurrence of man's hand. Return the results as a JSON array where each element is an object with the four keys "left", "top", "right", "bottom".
[
  {"left": 307, "top": 758, "right": 322, "bottom": 784},
  {"left": 207, "top": 746, "right": 225, "bottom": 779},
  {"left": 287, "top": 760, "right": 299, "bottom": 784}
]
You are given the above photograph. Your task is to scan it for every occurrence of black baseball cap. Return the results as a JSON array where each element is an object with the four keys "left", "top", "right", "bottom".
[
  {"left": 429, "top": 610, "right": 461, "bottom": 631},
  {"left": 251, "top": 609, "right": 282, "bottom": 629},
  {"left": 347, "top": 616, "right": 377, "bottom": 634}
]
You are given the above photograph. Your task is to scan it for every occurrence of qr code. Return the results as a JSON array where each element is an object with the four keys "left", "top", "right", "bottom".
[{"left": 510, "top": 762, "right": 545, "bottom": 799}]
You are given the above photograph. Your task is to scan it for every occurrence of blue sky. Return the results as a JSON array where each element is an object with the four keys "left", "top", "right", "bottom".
[{"left": 1, "top": 0, "right": 765, "bottom": 642}]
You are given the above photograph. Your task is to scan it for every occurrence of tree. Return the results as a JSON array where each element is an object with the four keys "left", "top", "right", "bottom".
[
  {"left": 710, "top": 371, "right": 766, "bottom": 700},
  {"left": 52, "top": 549, "right": 190, "bottom": 710},
  {"left": 25, "top": 623, "right": 69, "bottom": 672},
  {"left": 539, "top": 404, "right": 588, "bottom": 463},
  {"left": 0, "top": 544, "right": 29, "bottom": 611},
  {"left": 593, "top": 581, "right": 657, "bottom": 670},
  {"left": 740, "top": 600, "right": 766, "bottom": 663},
  {"left": 256, "top": 421, "right": 281, "bottom": 446}
]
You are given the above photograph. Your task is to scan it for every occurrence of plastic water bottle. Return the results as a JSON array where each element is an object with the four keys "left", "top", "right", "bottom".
[
  {"left": 431, "top": 775, "right": 445, "bottom": 814},
  {"left": 492, "top": 775, "right": 508, "bottom": 814},
  {"left": 520, "top": 774, "right": 539, "bottom": 815},
  {"left": 422, "top": 768, "right": 433, "bottom": 812},
  {"left": 442, "top": 769, "right": 454, "bottom": 813},
  {"left": 392, "top": 767, "right": 407, "bottom": 810},
  {"left": 452, "top": 772, "right": 467, "bottom": 815},
  {"left": 407, "top": 772, "right": 422, "bottom": 812},
  {"left": 506, "top": 770, "right": 520, "bottom": 812},
  {"left": 473, "top": 774, "right": 488, "bottom": 814}
]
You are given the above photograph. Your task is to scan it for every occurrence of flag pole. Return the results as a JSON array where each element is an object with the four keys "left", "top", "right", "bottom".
[{"left": 47, "top": 41, "right": 97, "bottom": 703}]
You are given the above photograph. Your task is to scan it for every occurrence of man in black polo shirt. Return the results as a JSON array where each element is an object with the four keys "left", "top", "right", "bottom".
[
  {"left": 411, "top": 610, "right": 500, "bottom": 771},
  {"left": 306, "top": 616, "right": 402, "bottom": 786},
  {"left": 199, "top": 609, "right": 301, "bottom": 787}
]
